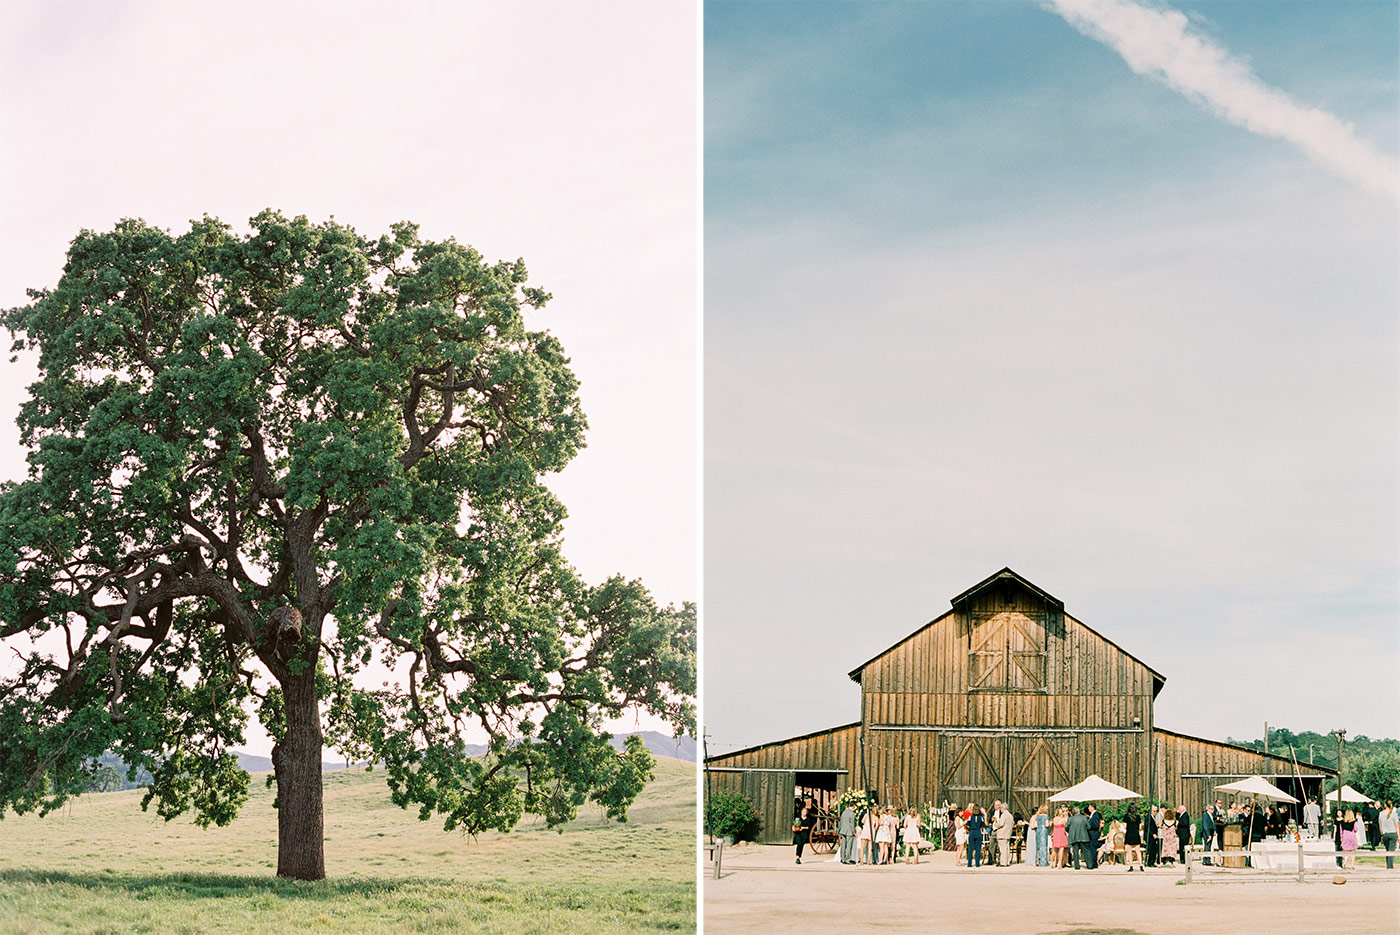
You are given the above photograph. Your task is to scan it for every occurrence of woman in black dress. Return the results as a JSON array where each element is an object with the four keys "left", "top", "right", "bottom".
[
  {"left": 1124, "top": 805, "right": 1143, "bottom": 871},
  {"left": 793, "top": 806, "right": 818, "bottom": 864}
]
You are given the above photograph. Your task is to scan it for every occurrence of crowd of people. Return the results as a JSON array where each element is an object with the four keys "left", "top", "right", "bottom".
[{"left": 792, "top": 793, "right": 1400, "bottom": 871}]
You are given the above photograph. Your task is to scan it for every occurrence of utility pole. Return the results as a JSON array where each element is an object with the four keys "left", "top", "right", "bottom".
[
  {"left": 1329, "top": 729, "right": 1346, "bottom": 828},
  {"left": 1264, "top": 721, "right": 1269, "bottom": 756}
]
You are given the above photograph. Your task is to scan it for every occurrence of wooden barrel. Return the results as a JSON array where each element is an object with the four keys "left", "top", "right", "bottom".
[{"left": 1221, "top": 824, "right": 1246, "bottom": 868}]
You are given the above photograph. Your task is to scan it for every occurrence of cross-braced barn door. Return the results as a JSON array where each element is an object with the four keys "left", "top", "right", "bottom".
[
  {"left": 967, "top": 618, "right": 1005, "bottom": 690},
  {"left": 939, "top": 735, "right": 1005, "bottom": 809},
  {"left": 939, "top": 734, "right": 1075, "bottom": 816},
  {"left": 968, "top": 611, "right": 1048, "bottom": 695},
  {"left": 1006, "top": 616, "right": 1047, "bottom": 691},
  {"left": 1007, "top": 736, "right": 1073, "bottom": 818}
]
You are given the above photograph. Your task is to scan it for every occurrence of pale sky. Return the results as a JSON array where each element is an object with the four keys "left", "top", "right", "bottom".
[
  {"left": 0, "top": 1, "right": 698, "bottom": 757},
  {"left": 704, "top": 0, "right": 1399, "bottom": 758}
]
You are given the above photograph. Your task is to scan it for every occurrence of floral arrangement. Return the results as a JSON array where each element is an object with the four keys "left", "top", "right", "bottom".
[{"left": 833, "top": 787, "right": 875, "bottom": 817}]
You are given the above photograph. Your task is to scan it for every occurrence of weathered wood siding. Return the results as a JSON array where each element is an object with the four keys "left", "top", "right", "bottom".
[
  {"left": 705, "top": 723, "right": 861, "bottom": 843},
  {"left": 1152, "top": 728, "right": 1334, "bottom": 818},
  {"left": 857, "top": 727, "right": 1148, "bottom": 817},
  {"left": 705, "top": 571, "right": 1335, "bottom": 841},
  {"left": 705, "top": 722, "right": 860, "bottom": 778},
  {"left": 858, "top": 607, "right": 1157, "bottom": 731}
]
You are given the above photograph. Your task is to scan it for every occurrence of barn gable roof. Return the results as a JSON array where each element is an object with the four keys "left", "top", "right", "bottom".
[
  {"left": 846, "top": 567, "right": 1167, "bottom": 693},
  {"left": 949, "top": 566, "right": 1063, "bottom": 610}
]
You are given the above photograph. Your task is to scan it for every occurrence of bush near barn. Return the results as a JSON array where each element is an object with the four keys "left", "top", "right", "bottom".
[{"left": 706, "top": 790, "right": 761, "bottom": 842}]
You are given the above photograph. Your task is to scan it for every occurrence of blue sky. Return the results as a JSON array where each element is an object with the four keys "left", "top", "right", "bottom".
[{"left": 704, "top": 0, "right": 1399, "bottom": 756}]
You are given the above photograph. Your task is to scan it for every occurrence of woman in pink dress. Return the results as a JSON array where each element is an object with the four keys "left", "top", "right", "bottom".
[
  {"left": 1051, "top": 806, "right": 1069, "bottom": 868},
  {"left": 1159, "top": 805, "right": 1178, "bottom": 865},
  {"left": 877, "top": 807, "right": 897, "bottom": 864},
  {"left": 1341, "top": 809, "right": 1360, "bottom": 869}
]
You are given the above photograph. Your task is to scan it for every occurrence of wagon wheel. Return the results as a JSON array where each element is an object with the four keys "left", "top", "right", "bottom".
[{"left": 808, "top": 811, "right": 838, "bottom": 854}]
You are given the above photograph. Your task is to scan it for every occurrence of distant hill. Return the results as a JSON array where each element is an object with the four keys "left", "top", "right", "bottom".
[
  {"left": 611, "top": 730, "right": 696, "bottom": 762},
  {"left": 302, "top": 730, "right": 695, "bottom": 770},
  {"left": 89, "top": 730, "right": 694, "bottom": 792}
]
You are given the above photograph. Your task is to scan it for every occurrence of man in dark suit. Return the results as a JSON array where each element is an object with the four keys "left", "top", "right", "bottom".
[
  {"left": 1066, "top": 806, "right": 1091, "bottom": 870},
  {"left": 1175, "top": 805, "right": 1191, "bottom": 865},
  {"left": 1363, "top": 801, "right": 1381, "bottom": 849},
  {"left": 1248, "top": 803, "right": 1266, "bottom": 844},
  {"left": 1086, "top": 803, "right": 1102, "bottom": 869},
  {"left": 1199, "top": 804, "right": 1216, "bottom": 866},
  {"left": 1143, "top": 805, "right": 1158, "bottom": 867},
  {"left": 1213, "top": 800, "right": 1226, "bottom": 852}
]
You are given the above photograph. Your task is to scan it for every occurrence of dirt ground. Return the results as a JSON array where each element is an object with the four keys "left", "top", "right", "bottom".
[{"left": 702, "top": 844, "right": 1400, "bottom": 935}]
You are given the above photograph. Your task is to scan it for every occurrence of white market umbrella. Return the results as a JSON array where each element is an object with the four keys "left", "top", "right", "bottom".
[
  {"left": 1050, "top": 774, "right": 1142, "bottom": 802},
  {"left": 1214, "top": 775, "right": 1298, "bottom": 803},
  {"left": 1325, "top": 785, "right": 1373, "bottom": 805}
]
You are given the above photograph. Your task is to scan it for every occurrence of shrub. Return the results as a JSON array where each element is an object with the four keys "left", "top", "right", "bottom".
[
  {"left": 706, "top": 790, "right": 761, "bottom": 841},
  {"left": 1337, "top": 751, "right": 1400, "bottom": 805}
]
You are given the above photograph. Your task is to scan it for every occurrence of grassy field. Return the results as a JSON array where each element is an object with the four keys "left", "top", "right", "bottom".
[{"left": 0, "top": 757, "right": 696, "bottom": 935}]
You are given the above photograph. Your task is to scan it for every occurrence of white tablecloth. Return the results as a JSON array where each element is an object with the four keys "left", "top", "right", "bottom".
[{"left": 1247, "top": 841, "right": 1341, "bottom": 870}]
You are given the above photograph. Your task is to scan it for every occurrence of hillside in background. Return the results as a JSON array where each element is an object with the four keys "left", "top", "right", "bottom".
[{"left": 87, "top": 731, "right": 695, "bottom": 792}]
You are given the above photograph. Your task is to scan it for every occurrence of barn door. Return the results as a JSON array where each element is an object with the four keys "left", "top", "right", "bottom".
[
  {"left": 939, "top": 735, "right": 1006, "bottom": 810},
  {"left": 968, "top": 617, "right": 1006, "bottom": 690},
  {"left": 1007, "top": 736, "right": 1073, "bottom": 819},
  {"left": 1006, "top": 615, "right": 1047, "bottom": 691},
  {"left": 969, "top": 611, "right": 1047, "bottom": 693}
]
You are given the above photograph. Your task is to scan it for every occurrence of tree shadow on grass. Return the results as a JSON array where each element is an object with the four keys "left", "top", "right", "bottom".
[{"left": 0, "top": 867, "right": 447, "bottom": 901}]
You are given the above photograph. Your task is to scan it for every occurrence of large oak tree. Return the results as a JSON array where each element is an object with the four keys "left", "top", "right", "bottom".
[{"left": 0, "top": 212, "right": 695, "bottom": 880}]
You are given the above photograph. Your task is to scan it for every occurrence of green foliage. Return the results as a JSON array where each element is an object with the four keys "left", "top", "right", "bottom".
[
  {"left": 705, "top": 790, "right": 761, "bottom": 842},
  {"left": 0, "top": 212, "right": 695, "bottom": 861},
  {"left": 82, "top": 762, "right": 123, "bottom": 793},
  {"left": 1225, "top": 727, "right": 1400, "bottom": 770},
  {"left": 1065, "top": 799, "right": 1172, "bottom": 823},
  {"left": 1332, "top": 751, "right": 1400, "bottom": 805}
]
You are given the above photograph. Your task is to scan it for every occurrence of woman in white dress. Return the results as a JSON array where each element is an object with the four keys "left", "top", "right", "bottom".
[
  {"left": 857, "top": 806, "right": 874, "bottom": 864},
  {"left": 954, "top": 811, "right": 969, "bottom": 866},
  {"left": 902, "top": 807, "right": 922, "bottom": 864},
  {"left": 876, "top": 807, "right": 895, "bottom": 864}
]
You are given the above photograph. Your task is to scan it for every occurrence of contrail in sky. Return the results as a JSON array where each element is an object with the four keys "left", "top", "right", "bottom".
[{"left": 1046, "top": 0, "right": 1399, "bottom": 199}]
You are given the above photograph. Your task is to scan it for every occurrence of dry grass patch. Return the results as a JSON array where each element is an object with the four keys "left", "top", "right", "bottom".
[{"left": 0, "top": 757, "right": 695, "bottom": 935}]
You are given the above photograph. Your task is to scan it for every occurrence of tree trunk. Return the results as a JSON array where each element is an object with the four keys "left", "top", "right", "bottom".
[{"left": 272, "top": 674, "right": 325, "bottom": 880}]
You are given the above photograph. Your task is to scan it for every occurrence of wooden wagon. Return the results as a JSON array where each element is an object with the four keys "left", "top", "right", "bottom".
[{"left": 807, "top": 806, "right": 840, "bottom": 854}]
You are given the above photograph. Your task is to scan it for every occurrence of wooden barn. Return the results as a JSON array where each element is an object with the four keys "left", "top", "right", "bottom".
[{"left": 706, "top": 568, "right": 1335, "bottom": 843}]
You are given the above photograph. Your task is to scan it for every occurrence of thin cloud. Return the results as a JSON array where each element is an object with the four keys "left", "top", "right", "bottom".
[{"left": 1047, "top": 0, "right": 1399, "bottom": 199}]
